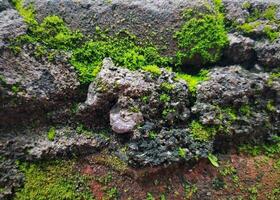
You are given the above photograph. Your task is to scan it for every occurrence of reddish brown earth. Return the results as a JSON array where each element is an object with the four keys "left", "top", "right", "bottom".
[{"left": 77, "top": 152, "right": 280, "bottom": 200}]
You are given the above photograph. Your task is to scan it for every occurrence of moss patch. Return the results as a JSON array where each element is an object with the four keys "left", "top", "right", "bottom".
[
  {"left": 15, "top": 160, "right": 93, "bottom": 200},
  {"left": 176, "top": 69, "right": 209, "bottom": 94},
  {"left": 174, "top": 1, "right": 228, "bottom": 65}
]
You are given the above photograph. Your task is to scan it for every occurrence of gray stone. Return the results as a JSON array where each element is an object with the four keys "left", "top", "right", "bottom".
[
  {"left": 0, "top": 47, "right": 79, "bottom": 126},
  {"left": 79, "top": 58, "right": 190, "bottom": 132},
  {"left": 255, "top": 39, "right": 280, "bottom": 69},
  {"left": 0, "top": 126, "right": 108, "bottom": 161},
  {"left": 0, "top": 9, "right": 27, "bottom": 48},
  {"left": 0, "top": 158, "right": 24, "bottom": 200},
  {"left": 110, "top": 106, "right": 144, "bottom": 134},
  {"left": 224, "top": 33, "right": 255, "bottom": 64}
]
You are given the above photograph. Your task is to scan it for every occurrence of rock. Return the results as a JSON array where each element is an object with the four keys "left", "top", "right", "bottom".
[
  {"left": 255, "top": 39, "right": 280, "bottom": 69},
  {"left": 0, "top": 0, "right": 11, "bottom": 12},
  {"left": 110, "top": 106, "right": 144, "bottom": 134},
  {"left": 127, "top": 129, "right": 213, "bottom": 167},
  {"left": 0, "top": 158, "right": 24, "bottom": 200},
  {"left": 79, "top": 58, "right": 190, "bottom": 132},
  {"left": 0, "top": 126, "right": 108, "bottom": 161},
  {"left": 0, "top": 47, "right": 80, "bottom": 126},
  {"left": 193, "top": 66, "right": 279, "bottom": 147},
  {"left": 0, "top": 9, "right": 27, "bottom": 48},
  {"left": 223, "top": 33, "right": 255, "bottom": 64}
]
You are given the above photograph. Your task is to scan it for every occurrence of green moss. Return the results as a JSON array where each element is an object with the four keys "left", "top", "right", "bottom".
[
  {"left": 15, "top": 160, "right": 93, "bottom": 200},
  {"left": 242, "top": 1, "right": 251, "bottom": 10},
  {"left": 176, "top": 69, "right": 209, "bottom": 94},
  {"left": 142, "top": 65, "right": 162, "bottom": 76},
  {"left": 223, "top": 107, "right": 238, "bottom": 121},
  {"left": 47, "top": 127, "right": 56, "bottom": 141},
  {"left": 240, "top": 105, "right": 251, "bottom": 116},
  {"left": 178, "top": 147, "right": 186, "bottom": 158},
  {"left": 162, "top": 108, "right": 175, "bottom": 118},
  {"left": 159, "top": 93, "right": 170, "bottom": 103},
  {"left": 11, "top": 85, "right": 20, "bottom": 94},
  {"left": 268, "top": 72, "right": 280, "bottom": 86},
  {"left": 70, "top": 35, "right": 170, "bottom": 84},
  {"left": 148, "top": 131, "right": 157, "bottom": 140},
  {"left": 160, "top": 82, "right": 174, "bottom": 92},
  {"left": 263, "top": 5, "right": 278, "bottom": 21},
  {"left": 106, "top": 187, "right": 119, "bottom": 199},
  {"left": 238, "top": 4, "right": 280, "bottom": 41},
  {"left": 146, "top": 193, "right": 155, "bottom": 200},
  {"left": 266, "top": 100, "right": 276, "bottom": 112},
  {"left": 239, "top": 135, "right": 280, "bottom": 157},
  {"left": 174, "top": 2, "right": 228, "bottom": 65},
  {"left": 12, "top": 0, "right": 37, "bottom": 25},
  {"left": 129, "top": 106, "right": 140, "bottom": 113},
  {"left": 190, "top": 121, "right": 217, "bottom": 142},
  {"left": 238, "top": 21, "right": 262, "bottom": 34}
]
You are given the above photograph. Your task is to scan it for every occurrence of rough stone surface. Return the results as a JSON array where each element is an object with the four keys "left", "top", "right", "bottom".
[
  {"left": 0, "top": 47, "right": 80, "bottom": 126},
  {"left": 0, "top": 9, "right": 27, "bottom": 48},
  {"left": 110, "top": 106, "right": 144, "bottom": 134},
  {"left": 79, "top": 58, "right": 190, "bottom": 132},
  {"left": 0, "top": 126, "right": 108, "bottom": 161},
  {"left": 223, "top": 33, "right": 255, "bottom": 64},
  {"left": 255, "top": 39, "right": 280, "bottom": 69},
  {"left": 0, "top": 159, "right": 24, "bottom": 200},
  {"left": 127, "top": 129, "right": 212, "bottom": 167},
  {"left": 193, "top": 66, "right": 280, "bottom": 147},
  {"left": 0, "top": 0, "right": 11, "bottom": 12}
]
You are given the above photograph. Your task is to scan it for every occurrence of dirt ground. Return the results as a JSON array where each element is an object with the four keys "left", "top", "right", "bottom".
[{"left": 76, "top": 151, "right": 280, "bottom": 200}]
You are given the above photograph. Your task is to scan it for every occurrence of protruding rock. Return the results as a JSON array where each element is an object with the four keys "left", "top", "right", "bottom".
[
  {"left": 110, "top": 106, "right": 144, "bottom": 134},
  {"left": 224, "top": 33, "right": 255, "bottom": 64},
  {"left": 255, "top": 39, "right": 280, "bottom": 69}
]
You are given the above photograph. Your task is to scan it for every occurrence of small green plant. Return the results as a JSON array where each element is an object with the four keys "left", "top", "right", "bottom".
[
  {"left": 146, "top": 192, "right": 155, "bottom": 200},
  {"left": 160, "top": 93, "right": 170, "bottom": 103},
  {"left": 106, "top": 187, "right": 119, "bottom": 199},
  {"left": 47, "top": 127, "right": 56, "bottom": 141},
  {"left": 162, "top": 108, "right": 176, "bottom": 118},
  {"left": 184, "top": 182, "right": 198, "bottom": 199},
  {"left": 148, "top": 131, "right": 157, "bottom": 140},
  {"left": 178, "top": 147, "right": 186, "bottom": 158},
  {"left": 266, "top": 100, "right": 276, "bottom": 112},
  {"left": 219, "top": 163, "right": 236, "bottom": 176},
  {"left": 268, "top": 72, "right": 280, "bottom": 86},
  {"left": 208, "top": 153, "right": 219, "bottom": 167},
  {"left": 248, "top": 185, "right": 259, "bottom": 200},
  {"left": 11, "top": 85, "right": 20, "bottom": 94}
]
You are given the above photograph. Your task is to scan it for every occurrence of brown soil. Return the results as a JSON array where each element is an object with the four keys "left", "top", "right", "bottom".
[{"left": 77, "top": 152, "right": 280, "bottom": 200}]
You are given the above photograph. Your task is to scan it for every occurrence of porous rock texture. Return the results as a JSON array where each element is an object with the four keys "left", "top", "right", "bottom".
[
  {"left": 0, "top": 0, "right": 280, "bottom": 198},
  {"left": 0, "top": 46, "right": 80, "bottom": 126},
  {"left": 193, "top": 66, "right": 279, "bottom": 149},
  {"left": 78, "top": 58, "right": 190, "bottom": 133}
]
